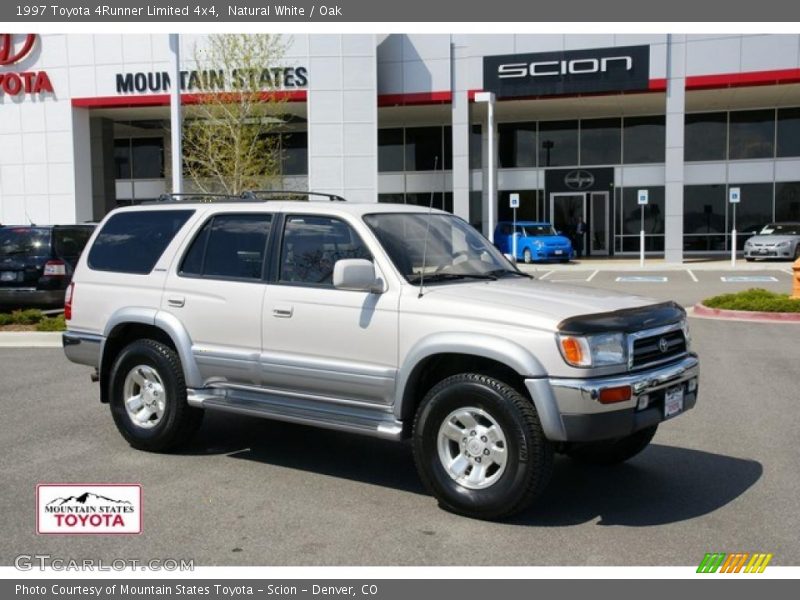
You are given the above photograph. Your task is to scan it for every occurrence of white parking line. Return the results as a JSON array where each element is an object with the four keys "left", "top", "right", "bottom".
[
  {"left": 779, "top": 269, "right": 793, "bottom": 275},
  {"left": 538, "top": 270, "right": 554, "bottom": 280},
  {"left": 686, "top": 269, "right": 698, "bottom": 283},
  {"left": 586, "top": 270, "right": 599, "bottom": 282},
  {"left": 720, "top": 275, "right": 779, "bottom": 282},
  {"left": 615, "top": 276, "right": 668, "bottom": 283}
]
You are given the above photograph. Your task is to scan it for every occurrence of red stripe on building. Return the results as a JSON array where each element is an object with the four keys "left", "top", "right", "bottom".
[
  {"left": 377, "top": 91, "right": 453, "bottom": 106},
  {"left": 686, "top": 68, "right": 800, "bottom": 90},
  {"left": 72, "top": 90, "right": 307, "bottom": 108}
]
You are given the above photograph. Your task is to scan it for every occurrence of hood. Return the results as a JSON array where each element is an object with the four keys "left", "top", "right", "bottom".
[
  {"left": 746, "top": 235, "right": 798, "bottom": 245},
  {"left": 532, "top": 234, "right": 572, "bottom": 246},
  {"left": 416, "top": 277, "right": 661, "bottom": 330}
]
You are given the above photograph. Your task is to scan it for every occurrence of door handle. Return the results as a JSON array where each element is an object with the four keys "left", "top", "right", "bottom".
[
  {"left": 167, "top": 296, "right": 185, "bottom": 308},
  {"left": 273, "top": 305, "right": 293, "bottom": 318}
]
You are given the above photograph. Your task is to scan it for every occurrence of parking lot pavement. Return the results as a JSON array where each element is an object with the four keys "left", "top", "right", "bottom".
[
  {"left": 523, "top": 263, "right": 794, "bottom": 308},
  {"left": 2, "top": 308, "right": 799, "bottom": 566}
]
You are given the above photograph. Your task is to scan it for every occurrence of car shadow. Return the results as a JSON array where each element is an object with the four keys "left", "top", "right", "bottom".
[
  {"left": 182, "top": 413, "right": 763, "bottom": 526},
  {"left": 511, "top": 445, "right": 763, "bottom": 527}
]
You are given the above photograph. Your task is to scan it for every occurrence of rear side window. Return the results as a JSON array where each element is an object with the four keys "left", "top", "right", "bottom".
[
  {"left": 180, "top": 214, "right": 273, "bottom": 281},
  {"left": 54, "top": 228, "right": 93, "bottom": 258},
  {"left": 88, "top": 210, "right": 194, "bottom": 274}
]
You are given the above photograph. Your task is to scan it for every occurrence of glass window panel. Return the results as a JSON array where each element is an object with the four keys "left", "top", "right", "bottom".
[
  {"left": 580, "top": 118, "right": 621, "bottom": 166},
  {"left": 684, "top": 112, "right": 727, "bottom": 162},
  {"left": 378, "top": 129, "right": 404, "bottom": 172},
  {"left": 538, "top": 120, "right": 578, "bottom": 167},
  {"left": 623, "top": 116, "right": 665, "bottom": 164},
  {"left": 405, "top": 127, "right": 443, "bottom": 171},
  {"left": 777, "top": 108, "right": 800, "bottom": 158},
  {"left": 621, "top": 187, "right": 665, "bottom": 236},
  {"left": 443, "top": 126, "right": 453, "bottom": 170},
  {"left": 114, "top": 140, "right": 131, "bottom": 179},
  {"left": 378, "top": 193, "right": 405, "bottom": 204},
  {"left": 470, "top": 125, "right": 482, "bottom": 169},
  {"left": 282, "top": 131, "right": 308, "bottom": 175},
  {"left": 683, "top": 184, "right": 727, "bottom": 251},
  {"left": 131, "top": 138, "right": 164, "bottom": 178},
  {"left": 498, "top": 122, "right": 537, "bottom": 168},
  {"left": 728, "top": 109, "right": 775, "bottom": 160},
  {"left": 775, "top": 181, "right": 800, "bottom": 222},
  {"left": 730, "top": 183, "right": 774, "bottom": 246}
]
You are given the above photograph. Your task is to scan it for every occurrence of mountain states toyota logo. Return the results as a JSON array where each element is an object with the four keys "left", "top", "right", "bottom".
[
  {"left": 36, "top": 484, "right": 142, "bottom": 535},
  {"left": 0, "top": 34, "right": 36, "bottom": 66}
]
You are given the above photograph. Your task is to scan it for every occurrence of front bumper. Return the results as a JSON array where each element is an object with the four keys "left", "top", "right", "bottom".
[
  {"left": 63, "top": 331, "right": 103, "bottom": 368},
  {"left": 526, "top": 354, "right": 699, "bottom": 442},
  {"left": 744, "top": 248, "right": 792, "bottom": 259}
]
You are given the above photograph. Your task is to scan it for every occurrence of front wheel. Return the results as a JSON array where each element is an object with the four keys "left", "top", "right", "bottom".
[
  {"left": 108, "top": 339, "right": 203, "bottom": 452},
  {"left": 523, "top": 248, "right": 533, "bottom": 264},
  {"left": 565, "top": 425, "right": 658, "bottom": 465},
  {"left": 412, "top": 373, "right": 553, "bottom": 520}
]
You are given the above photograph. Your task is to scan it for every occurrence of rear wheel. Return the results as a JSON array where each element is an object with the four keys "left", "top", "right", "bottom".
[
  {"left": 108, "top": 339, "right": 203, "bottom": 452},
  {"left": 412, "top": 373, "right": 553, "bottom": 520},
  {"left": 565, "top": 425, "right": 658, "bottom": 465},
  {"left": 523, "top": 248, "right": 533, "bottom": 264},
  {"left": 746, "top": 257, "right": 755, "bottom": 262}
]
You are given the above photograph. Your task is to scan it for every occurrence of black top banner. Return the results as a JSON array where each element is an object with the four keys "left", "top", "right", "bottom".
[
  {"left": 484, "top": 45, "right": 650, "bottom": 98},
  {"left": 1, "top": 0, "right": 799, "bottom": 21}
]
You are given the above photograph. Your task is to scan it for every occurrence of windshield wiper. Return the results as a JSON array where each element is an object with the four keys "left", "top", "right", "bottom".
[
  {"left": 490, "top": 269, "right": 533, "bottom": 279},
  {"left": 409, "top": 272, "right": 498, "bottom": 284}
]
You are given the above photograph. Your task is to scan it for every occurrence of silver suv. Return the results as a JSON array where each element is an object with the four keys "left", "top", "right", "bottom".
[{"left": 63, "top": 193, "right": 699, "bottom": 520}]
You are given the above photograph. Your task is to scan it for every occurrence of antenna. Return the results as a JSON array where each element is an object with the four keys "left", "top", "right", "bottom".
[
  {"left": 24, "top": 206, "right": 36, "bottom": 226},
  {"left": 417, "top": 156, "right": 439, "bottom": 299}
]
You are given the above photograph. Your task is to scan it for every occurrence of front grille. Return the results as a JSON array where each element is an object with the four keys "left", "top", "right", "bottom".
[{"left": 631, "top": 328, "right": 686, "bottom": 369}]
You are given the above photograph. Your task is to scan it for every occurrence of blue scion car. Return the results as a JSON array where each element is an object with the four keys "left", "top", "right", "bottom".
[{"left": 493, "top": 221, "right": 574, "bottom": 263}]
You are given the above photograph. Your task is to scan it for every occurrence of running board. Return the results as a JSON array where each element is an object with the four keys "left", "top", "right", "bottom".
[{"left": 187, "top": 387, "right": 404, "bottom": 441}]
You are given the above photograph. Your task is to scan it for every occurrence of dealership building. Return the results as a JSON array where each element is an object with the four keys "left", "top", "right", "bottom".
[{"left": 1, "top": 33, "right": 800, "bottom": 261}]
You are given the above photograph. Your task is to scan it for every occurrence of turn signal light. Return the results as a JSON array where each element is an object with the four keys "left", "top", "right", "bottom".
[
  {"left": 44, "top": 259, "right": 66, "bottom": 277},
  {"left": 598, "top": 385, "right": 632, "bottom": 404},
  {"left": 64, "top": 283, "right": 74, "bottom": 321},
  {"left": 559, "top": 336, "right": 588, "bottom": 367}
]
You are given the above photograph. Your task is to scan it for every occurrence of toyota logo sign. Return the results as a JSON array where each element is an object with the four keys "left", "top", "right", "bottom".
[
  {"left": 0, "top": 34, "right": 36, "bottom": 66},
  {"left": 564, "top": 170, "right": 595, "bottom": 191}
]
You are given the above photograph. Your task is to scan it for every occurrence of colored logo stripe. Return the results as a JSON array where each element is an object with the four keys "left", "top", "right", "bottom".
[{"left": 697, "top": 552, "right": 773, "bottom": 573}]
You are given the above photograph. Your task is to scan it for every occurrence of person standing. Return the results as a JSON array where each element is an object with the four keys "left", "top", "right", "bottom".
[{"left": 574, "top": 216, "right": 587, "bottom": 259}]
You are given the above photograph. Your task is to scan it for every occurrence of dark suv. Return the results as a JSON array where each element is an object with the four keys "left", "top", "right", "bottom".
[{"left": 0, "top": 225, "right": 95, "bottom": 308}]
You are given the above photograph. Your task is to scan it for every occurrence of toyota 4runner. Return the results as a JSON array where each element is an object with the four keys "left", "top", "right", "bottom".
[{"left": 63, "top": 192, "right": 699, "bottom": 520}]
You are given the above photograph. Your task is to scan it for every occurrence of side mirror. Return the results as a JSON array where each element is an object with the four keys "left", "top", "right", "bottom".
[{"left": 333, "top": 259, "right": 384, "bottom": 293}]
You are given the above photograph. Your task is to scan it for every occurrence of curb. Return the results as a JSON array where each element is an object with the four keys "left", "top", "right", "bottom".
[
  {"left": 692, "top": 303, "right": 800, "bottom": 323},
  {"left": 0, "top": 332, "right": 63, "bottom": 348}
]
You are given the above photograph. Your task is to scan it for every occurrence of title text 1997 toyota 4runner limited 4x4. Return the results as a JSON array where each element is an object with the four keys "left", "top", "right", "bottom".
[{"left": 63, "top": 192, "right": 699, "bottom": 520}]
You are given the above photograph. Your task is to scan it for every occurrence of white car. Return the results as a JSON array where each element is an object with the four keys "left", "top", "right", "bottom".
[
  {"left": 63, "top": 192, "right": 699, "bottom": 520},
  {"left": 744, "top": 222, "right": 800, "bottom": 261}
]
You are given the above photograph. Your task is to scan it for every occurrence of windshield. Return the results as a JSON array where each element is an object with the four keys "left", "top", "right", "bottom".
[
  {"left": 363, "top": 213, "right": 518, "bottom": 284},
  {"left": 759, "top": 223, "right": 800, "bottom": 236},
  {"left": 0, "top": 228, "right": 51, "bottom": 258},
  {"left": 521, "top": 225, "right": 557, "bottom": 237}
]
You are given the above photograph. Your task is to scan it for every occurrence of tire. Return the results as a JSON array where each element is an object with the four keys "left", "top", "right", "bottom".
[
  {"left": 565, "top": 425, "right": 658, "bottom": 465},
  {"left": 745, "top": 257, "right": 755, "bottom": 262},
  {"left": 523, "top": 248, "right": 533, "bottom": 264},
  {"left": 412, "top": 373, "right": 554, "bottom": 520},
  {"left": 108, "top": 339, "right": 203, "bottom": 452}
]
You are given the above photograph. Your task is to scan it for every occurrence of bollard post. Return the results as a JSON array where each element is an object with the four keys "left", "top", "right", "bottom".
[{"left": 793, "top": 255, "right": 800, "bottom": 300}]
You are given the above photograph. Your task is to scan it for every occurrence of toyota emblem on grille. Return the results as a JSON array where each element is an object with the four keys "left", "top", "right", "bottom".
[
  {"left": 658, "top": 337, "right": 670, "bottom": 353},
  {"left": 564, "top": 170, "right": 595, "bottom": 191}
]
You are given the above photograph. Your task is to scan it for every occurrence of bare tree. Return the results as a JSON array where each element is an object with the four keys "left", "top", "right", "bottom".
[{"left": 179, "top": 34, "right": 289, "bottom": 195}]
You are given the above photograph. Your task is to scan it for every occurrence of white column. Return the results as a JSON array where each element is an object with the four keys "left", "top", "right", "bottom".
[
  {"left": 475, "top": 92, "right": 497, "bottom": 242},
  {"left": 169, "top": 34, "right": 183, "bottom": 195},
  {"left": 450, "top": 41, "right": 470, "bottom": 221},
  {"left": 664, "top": 34, "right": 687, "bottom": 263}
]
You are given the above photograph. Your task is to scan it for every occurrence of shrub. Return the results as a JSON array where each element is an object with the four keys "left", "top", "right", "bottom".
[
  {"left": 35, "top": 314, "right": 66, "bottom": 332},
  {"left": 703, "top": 288, "right": 800, "bottom": 313},
  {"left": 0, "top": 313, "right": 12, "bottom": 326},
  {"left": 10, "top": 308, "right": 45, "bottom": 325}
]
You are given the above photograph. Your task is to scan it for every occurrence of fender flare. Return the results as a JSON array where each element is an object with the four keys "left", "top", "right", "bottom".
[
  {"left": 102, "top": 307, "right": 203, "bottom": 388},
  {"left": 394, "top": 332, "right": 548, "bottom": 420}
]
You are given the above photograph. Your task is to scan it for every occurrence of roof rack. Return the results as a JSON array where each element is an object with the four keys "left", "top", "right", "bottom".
[
  {"left": 240, "top": 190, "right": 347, "bottom": 202},
  {"left": 153, "top": 193, "right": 238, "bottom": 203}
]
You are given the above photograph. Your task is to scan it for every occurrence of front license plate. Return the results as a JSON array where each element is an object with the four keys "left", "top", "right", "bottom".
[
  {"left": 554, "top": 250, "right": 563, "bottom": 255},
  {"left": 0, "top": 271, "right": 16, "bottom": 282},
  {"left": 664, "top": 386, "right": 684, "bottom": 418}
]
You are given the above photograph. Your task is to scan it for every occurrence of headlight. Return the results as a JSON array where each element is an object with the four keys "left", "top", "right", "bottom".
[
  {"left": 776, "top": 241, "right": 791, "bottom": 248},
  {"left": 533, "top": 240, "right": 545, "bottom": 248},
  {"left": 557, "top": 333, "right": 627, "bottom": 368},
  {"left": 681, "top": 318, "right": 692, "bottom": 350}
]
